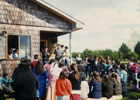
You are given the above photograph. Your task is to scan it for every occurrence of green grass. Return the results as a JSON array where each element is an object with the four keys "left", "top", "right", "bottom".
[{"left": 121, "top": 85, "right": 140, "bottom": 100}]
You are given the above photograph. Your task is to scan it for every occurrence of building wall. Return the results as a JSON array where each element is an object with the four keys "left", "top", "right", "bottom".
[
  {"left": 0, "top": 0, "right": 73, "bottom": 77},
  {"left": 0, "top": 0, "right": 72, "bottom": 32}
]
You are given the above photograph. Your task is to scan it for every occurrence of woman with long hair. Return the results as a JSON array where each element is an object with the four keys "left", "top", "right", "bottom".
[
  {"left": 46, "top": 62, "right": 62, "bottom": 100},
  {"left": 88, "top": 71, "right": 102, "bottom": 99},
  {"left": 68, "top": 63, "right": 82, "bottom": 100},
  {"left": 33, "top": 59, "right": 47, "bottom": 100}
]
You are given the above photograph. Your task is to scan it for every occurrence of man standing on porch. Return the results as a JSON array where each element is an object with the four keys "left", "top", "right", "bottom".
[
  {"left": 42, "top": 46, "right": 50, "bottom": 64},
  {"left": 54, "top": 44, "right": 64, "bottom": 62}
]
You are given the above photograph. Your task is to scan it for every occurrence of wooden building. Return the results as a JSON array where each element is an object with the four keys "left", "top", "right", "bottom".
[{"left": 0, "top": 0, "right": 84, "bottom": 77}]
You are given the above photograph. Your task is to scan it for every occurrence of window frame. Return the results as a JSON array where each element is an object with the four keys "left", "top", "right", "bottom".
[
  {"left": 0, "top": 34, "right": 32, "bottom": 60},
  {"left": 0, "top": 34, "right": 8, "bottom": 59}
]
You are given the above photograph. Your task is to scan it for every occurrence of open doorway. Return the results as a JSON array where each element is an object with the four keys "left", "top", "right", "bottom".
[{"left": 40, "top": 40, "right": 47, "bottom": 52}]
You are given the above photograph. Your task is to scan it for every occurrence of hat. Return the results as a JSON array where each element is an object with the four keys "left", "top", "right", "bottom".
[{"left": 44, "top": 46, "right": 48, "bottom": 49}]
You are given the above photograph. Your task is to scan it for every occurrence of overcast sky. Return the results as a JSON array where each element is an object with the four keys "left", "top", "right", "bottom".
[{"left": 45, "top": 0, "right": 140, "bottom": 52}]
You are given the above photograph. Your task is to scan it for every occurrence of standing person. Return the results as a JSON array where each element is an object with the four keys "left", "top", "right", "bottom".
[
  {"left": 55, "top": 70, "right": 72, "bottom": 100},
  {"left": 11, "top": 59, "right": 39, "bottom": 100},
  {"left": 105, "top": 60, "right": 113, "bottom": 75},
  {"left": 101, "top": 60, "right": 108, "bottom": 77},
  {"left": 76, "top": 54, "right": 82, "bottom": 64},
  {"left": 46, "top": 62, "right": 62, "bottom": 100},
  {"left": 13, "top": 49, "right": 20, "bottom": 59},
  {"left": 61, "top": 46, "right": 69, "bottom": 67},
  {"left": 113, "top": 64, "right": 121, "bottom": 77},
  {"left": 115, "top": 59, "right": 121, "bottom": 71},
  {"left": 87, "top": 55, "right": 93, "bottom": 80},
  {"left": 120, "top": 64, "right": 127, "bottom": 97},
  {"left": 54, "top": 44, "right": 64, "bottom": 62},
  {"left": 33, "top": 59, "right": 47, "bottom": 100},
  {"left": 77, "top": 60, "right": 85, "bottom": 73},
  {"left": 31, "top": 54, "right": 39, "bottom": 70},
  {"left": 127, "top": 58, "right": 134, "bottom": 84},
  {"left": 44, "top": 59, "right": 55, "bottom": 72},
  {"left": 107, "top": 56, "right": 113, "bottom": 65},
  {"left": 92, "top": 56, "right": 101, "bottom": 75},
  {"left": 88, "top": 71, "right": 102, "bottom": 99},
  {"left": 68, "top": 63, "right": 82, "bottom": 100},
  {"left": 80, "top": 72, "right": 89, "bottom": 100},
  {"left": 42, "top": 46, "right": 50, "bottom": 64},
  {"left": 102, "top": 75, "right": 113, "bottom": 99},
  {"left": 84, "top": 56, "right": 89, "bottom": 77},
  {"left": 130, "top": 59, "right": 139, "bottom": 87}
]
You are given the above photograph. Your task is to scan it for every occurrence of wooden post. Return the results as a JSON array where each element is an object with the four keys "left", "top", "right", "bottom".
[{"left": 69, "top": 32, "right": 72, "bottom": 65}]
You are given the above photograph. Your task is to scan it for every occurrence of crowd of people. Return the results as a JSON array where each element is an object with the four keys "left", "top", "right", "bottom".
[{"left": 0, "top": 44, "right": 139, "bottom": 100}]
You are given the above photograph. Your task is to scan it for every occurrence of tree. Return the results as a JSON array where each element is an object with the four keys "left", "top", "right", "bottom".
[
  {"left": 128, "top": 51, "right": 139, "bottom": 59},
  {"left": 118, "top": 43, "right": 131, "bottom": 59},
  {"left": 134, "top": 41, "right": 140, "bottom": 59}
]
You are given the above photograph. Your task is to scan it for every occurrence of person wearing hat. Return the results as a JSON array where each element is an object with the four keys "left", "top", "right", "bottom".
[
  {"left": 60, "top": 46, "right": 69, "bottom": 67},
  {"left": 42, "top": 46, "right": 50, "bottom": 64}
]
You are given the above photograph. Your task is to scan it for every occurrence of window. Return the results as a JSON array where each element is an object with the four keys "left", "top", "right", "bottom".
[
  {"left": 0, "top": 36, "right": 6, "bottom": 58},
  {"left": 8, "top": 35, "right": 31, "bottom": 59},
  {"left": 19, "top": 36, "right": 31, "bottom": 58}
]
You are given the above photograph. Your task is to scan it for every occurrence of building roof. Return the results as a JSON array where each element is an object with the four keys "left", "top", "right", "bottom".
[{"left": 31, "top": 0, "right": 84, "bottom": 31}]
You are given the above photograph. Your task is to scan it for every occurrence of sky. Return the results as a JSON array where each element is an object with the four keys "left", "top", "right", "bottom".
[{"left": 45, "top": 0, "right": 140, "bottom": 52}]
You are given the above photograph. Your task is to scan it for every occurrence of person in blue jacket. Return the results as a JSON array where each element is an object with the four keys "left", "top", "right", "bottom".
[
  {"left": 13, "top": 49, "right": 20, "bottom": 59},
  {"left": 89, "top": 71, "right": 102, "bottom": 99},
  {"left": 33, "top": 59, "right": 47, "bottom": 100}
]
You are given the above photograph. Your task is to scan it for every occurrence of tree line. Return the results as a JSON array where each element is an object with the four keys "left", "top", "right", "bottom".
[{"left": 72, "top": 41, "right": 140, "bottom": 60}]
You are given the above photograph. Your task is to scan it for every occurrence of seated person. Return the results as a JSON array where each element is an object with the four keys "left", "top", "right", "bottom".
[
  {"left": 80, "top": 72, "right": 89, "bottom": 100},
  {"left": 31, "top": 54, "right": 39, "bottom": 70},
  {"left": 8, "top": 50, "right": 13, "bottom": 59},
  {"left": 1, "top": 73, "right": 13, "bottom": 93},
  {"left": 102, "top": 75, "right": 113, "bottom": 99},
  {"left": 13, "top": 49, "right": 20, "bottom": 59},
  {"left": 89, "top": 71, "right": 102, "bottom": 99},
  {"left": 110, "top": 72, "right": 122, "bottom": 95}
]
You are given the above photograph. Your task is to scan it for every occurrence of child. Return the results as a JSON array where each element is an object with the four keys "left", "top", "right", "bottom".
[
  {"left": 120, "top": 64, "right": 127, "bottom": 97},
  {"left": 80, "top": 72, "right": 89, "bottom": 100},
  {"left": 89, "top": 71, "right": 102, "bottom": 99},
  {"left": 55, "top": 69, "right": 72, "bottom": 100},
  {"left": 1, "top": 73, "right": 13, "bottom": 93}
]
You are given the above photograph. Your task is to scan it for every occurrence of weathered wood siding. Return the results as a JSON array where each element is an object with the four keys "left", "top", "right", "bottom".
[{"left": 0, "top": 0, "right": 72, "bottom": 32}]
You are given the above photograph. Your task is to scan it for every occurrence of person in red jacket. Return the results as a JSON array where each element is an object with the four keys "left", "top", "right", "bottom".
[
  {"left": 55, "top": 69, "right": 72, "bottom": 100},
  {"left": 31, "top": 54, "right": 39, "bottom": 70}
]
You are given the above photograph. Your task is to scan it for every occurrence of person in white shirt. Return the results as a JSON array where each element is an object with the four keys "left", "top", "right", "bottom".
[
  {"left": 80, "top": 72, "right": 89, "bottom": 100},
  {"left": 76, "top": 54, "right": 82, "bottom": 64},
  {"left": 60, "top": 46, "right": 69, "bottom": 67}
]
